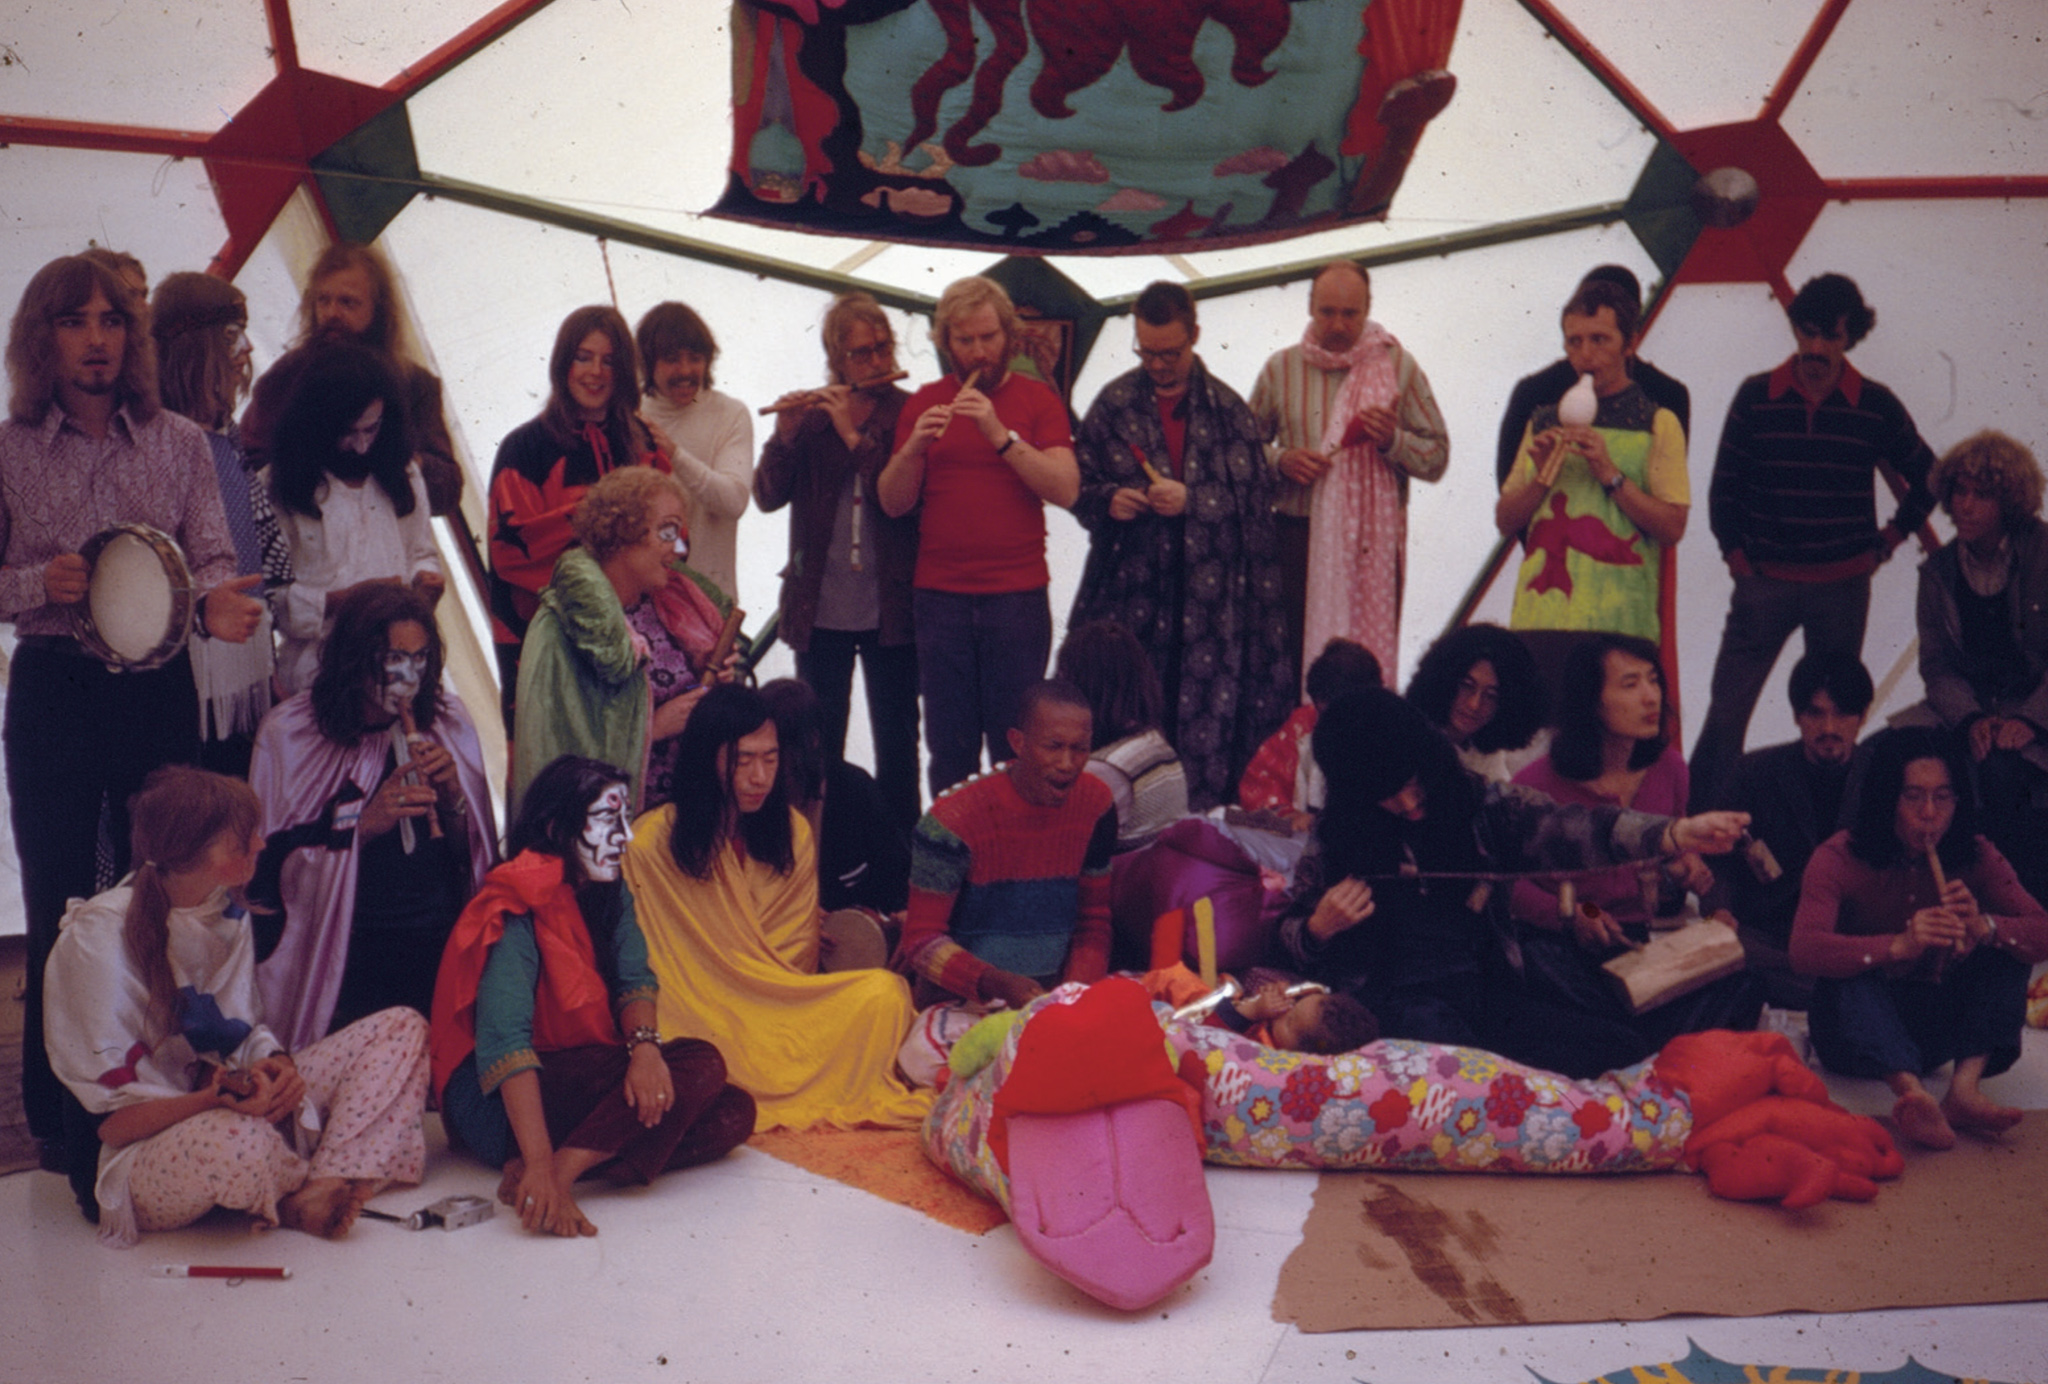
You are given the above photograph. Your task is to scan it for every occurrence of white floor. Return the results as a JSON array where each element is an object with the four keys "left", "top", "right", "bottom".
[{"left": 4, "top": 1034, "right": 2046, "bottom": 1384}]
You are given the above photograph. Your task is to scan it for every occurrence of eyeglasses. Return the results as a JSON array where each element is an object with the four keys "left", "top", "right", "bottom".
[
  {"left": 1134, "top": 343, "right": 1188, "bottom": 365},
  {"left": 845, "top": 342, "right": 894, "bottom": 363},
  {"left": 1900, "top": 788, "right": 1957, "bottom": 808},
  {"left": 655, "top": 520, "right": 689, "bottom": 560}
]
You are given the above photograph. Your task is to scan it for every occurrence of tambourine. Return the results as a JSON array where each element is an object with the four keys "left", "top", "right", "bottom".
[
  {"left": 70, "top": 523, "right": 196, "bottom": 671},
  {"left": 819, "top": 907, "right": 891, "bottom": 974}
]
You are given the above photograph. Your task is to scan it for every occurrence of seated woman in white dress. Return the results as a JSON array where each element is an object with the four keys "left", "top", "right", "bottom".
[{"left": 44, "top": 766, "right": 430, "bottom": 1246}]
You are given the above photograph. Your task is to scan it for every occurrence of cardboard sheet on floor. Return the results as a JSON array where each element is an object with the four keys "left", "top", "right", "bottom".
[{"left": 1275, "top": 1119, "right": 2048, "bottom": 1332}]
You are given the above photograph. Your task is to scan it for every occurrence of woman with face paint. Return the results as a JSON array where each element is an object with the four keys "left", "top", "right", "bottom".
[
  {"left": 430, "top": 755, "right": 755, "bottom": 1237},
  {"left": 509, "top": 466, "right": 732, "bottom": 822},
  {"left": 262, "top": 339, "right": 444, "bottom": 694},
  {"left": 247, "top": 585, "right": 498, "bottom": 1050}
]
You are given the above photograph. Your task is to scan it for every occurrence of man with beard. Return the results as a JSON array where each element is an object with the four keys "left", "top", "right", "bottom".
[
  {"left": 1691, "top": 273, "right": 1936, "bottom": 809},
  {"left": 1249, "top": 259, "right": 1447, "bottom": 679},
  {"left": 243, "top": 243, "right": 464, "bottom": 515},
  {"left": 0, "top": 254, "right": 265, "bottom": 1165},
  {"left": 879, "top": 276, "right": 1079, "bottom": 797},
  {"left": 1704, "top": 651, "right": 1872, "bottom": 1009},
  {"left": 1069, "top": 281, "right": 1293, "bottom": 808}
]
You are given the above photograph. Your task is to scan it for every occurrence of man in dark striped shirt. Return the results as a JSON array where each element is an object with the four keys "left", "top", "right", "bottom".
[{"left": 1691, "top": 273, "right": 1936, "bottom": 810}]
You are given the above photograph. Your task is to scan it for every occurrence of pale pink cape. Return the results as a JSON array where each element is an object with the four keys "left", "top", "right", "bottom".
[
  {"left": 249, "top": 689, "right": 498, "bottom": 1050},
  {"left": 1300, "top": 322, "right": 1403, "bottom": 685}
]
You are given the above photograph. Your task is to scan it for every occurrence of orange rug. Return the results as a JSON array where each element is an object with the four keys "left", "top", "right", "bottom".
[{"left": 748, "top": 1127, "right": 1007, "bottom": 1235}]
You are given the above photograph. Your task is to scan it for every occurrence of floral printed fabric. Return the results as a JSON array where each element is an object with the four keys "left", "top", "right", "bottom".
[
  {"left": 921, "top": 984, "right": 1693, "bottom": 1209},
  {"left": 1168, "top": 1019, "right": 1691, "bottom": 1174}
]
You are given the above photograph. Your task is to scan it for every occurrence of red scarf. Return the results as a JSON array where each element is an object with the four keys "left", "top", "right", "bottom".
[{"left": 428, "top": 851, "right": 621, "bottom": 1101}]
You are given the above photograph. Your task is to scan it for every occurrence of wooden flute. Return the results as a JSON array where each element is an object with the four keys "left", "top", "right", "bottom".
[{"left": 757, "top": 370, "right": 910, "bottom": 415}]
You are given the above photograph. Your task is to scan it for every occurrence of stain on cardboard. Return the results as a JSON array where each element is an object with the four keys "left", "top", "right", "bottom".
[{"left": 1357, "top": 1177, "right": 1526, "bottom": 1324}]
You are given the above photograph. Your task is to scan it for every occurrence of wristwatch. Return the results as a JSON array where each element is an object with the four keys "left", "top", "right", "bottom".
[
  {"left": 997, "top": 429, "right": 1020, "bottom": 456},
  {"left": 1599, "top": 473, "right": 1624, "bottom": 497}
]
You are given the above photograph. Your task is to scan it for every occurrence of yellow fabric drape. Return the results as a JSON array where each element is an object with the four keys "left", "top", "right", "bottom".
[{"left": 625, "top": 806, "right": 931, "bottom": 1132}]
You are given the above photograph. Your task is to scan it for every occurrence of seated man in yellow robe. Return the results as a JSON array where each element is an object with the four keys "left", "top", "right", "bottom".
[{"left": 623, "top": 684, "right": 930, "bottom": 1131}]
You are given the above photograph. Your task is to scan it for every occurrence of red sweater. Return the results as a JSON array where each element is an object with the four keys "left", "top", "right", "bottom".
[{"left": 894, "top": 372, "right": 1072, "bottom": 593}]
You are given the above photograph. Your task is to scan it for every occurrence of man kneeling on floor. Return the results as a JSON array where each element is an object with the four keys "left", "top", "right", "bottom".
[{"left": 896, "top": 680, "right": 1119, "bottom": 1011}]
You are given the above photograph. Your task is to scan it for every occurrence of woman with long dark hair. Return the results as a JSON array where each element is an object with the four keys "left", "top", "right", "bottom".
[
  {"left": 1505, "top": 634, "right": 1764, "bottom": 1062},
  {"left": 1792, "top": 726, "right": 2048, "bottom": 1149},
  {"left": 1511, "top": 634, "right": 1699, "bottom": 940},
  {"left": 263, "top": 338, "right": 442, "bottom": 694},
  {"left": 44, "top": 766, "right": 430, "bottom": 1245},
  {"left": 430, "top": 755, "right": 754, "bottom": 1237},
  {"left": 487, "top": 305, "right": 670, "bottom": 725},
  {"left": 249, "top": 584, "right": 496, "bottom": 1049},
  {"left": 624, "top": 685, "right": 929, "bottom": 1130}
]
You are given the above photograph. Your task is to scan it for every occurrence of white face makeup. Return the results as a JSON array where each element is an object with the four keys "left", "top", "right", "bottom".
[
  {"left": 655, "top": 517, "right": 689, "bottom": 562},
  {"left": 577, "top": 784, "right": 631, "bottom": 882},
  {"left": 377, "top": 623, "right": 431, "bottom": 717}
]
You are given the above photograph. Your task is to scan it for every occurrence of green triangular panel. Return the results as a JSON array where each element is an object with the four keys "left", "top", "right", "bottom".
[
  {"left": 1623, "top": 140, "right": 1703, "bottom": 281},
  {"left": 978, "top": 255, "right": 1109, "bottom": 404},
  {"left": 312, "top": 101, "right": 422, "bottom": 245}
]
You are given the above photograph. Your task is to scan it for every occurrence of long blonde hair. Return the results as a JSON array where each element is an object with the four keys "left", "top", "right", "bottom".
[{"left": 124, "top": 767, "right": 262, "bottom": 1044}]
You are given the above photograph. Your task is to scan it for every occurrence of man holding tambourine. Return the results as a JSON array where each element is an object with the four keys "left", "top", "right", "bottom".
[{"left": 0, "top": 254, "right": 266, "bottom": 1176}]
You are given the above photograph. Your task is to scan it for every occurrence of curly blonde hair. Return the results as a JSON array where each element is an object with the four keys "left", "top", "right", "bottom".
[
  {"left": 1931, "top": 429, "right": 2044, "bottom": 529},
  {"left": 572, "top": 465, "right": 686, "bottom": 564}
]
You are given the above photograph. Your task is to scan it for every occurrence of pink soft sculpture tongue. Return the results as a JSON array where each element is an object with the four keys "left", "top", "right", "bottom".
[{"left": 990, "top": 977, "right": 1214, "bottom": 1311}]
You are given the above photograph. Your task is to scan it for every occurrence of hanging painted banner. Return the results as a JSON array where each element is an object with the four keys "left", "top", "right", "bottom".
[{"left": 715, "top": 0, "right": 1462, "bottom": 255}]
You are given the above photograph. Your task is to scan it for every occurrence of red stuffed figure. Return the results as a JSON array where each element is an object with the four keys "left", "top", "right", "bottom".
[{"left": 1655, "top": 1031, "right": 1904, "bottom": 1209}]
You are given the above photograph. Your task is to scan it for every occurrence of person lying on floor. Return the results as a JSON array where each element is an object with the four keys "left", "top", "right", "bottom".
[
  {"left": 1791, "top": 725, "right": 2048, "bottom": 1150},
  {"left": 45, "top": 767, "right": 430, "bottom": 1246},
  {"left": 430, "top": 755, "right": 755, "bottom": 1238},
  {"left": 1140, "top": 963, "right": 1377, "bottom": 1054}
]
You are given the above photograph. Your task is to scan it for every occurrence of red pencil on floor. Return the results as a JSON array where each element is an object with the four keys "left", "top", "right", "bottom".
[{"left": 154, "top": 1265, "right": 292, "bottom": 1280}]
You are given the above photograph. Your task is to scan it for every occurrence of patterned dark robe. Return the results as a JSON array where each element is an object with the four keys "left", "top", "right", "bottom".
[{"left": 1069, "top": 360, "right": 1295, "bottom": 809}]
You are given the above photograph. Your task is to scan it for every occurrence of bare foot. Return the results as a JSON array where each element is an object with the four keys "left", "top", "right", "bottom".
[
  {"left": 278, "top": 1177, "right": 363, "bottom": 1238},
  {"left": 497, "top": 1158, "right": 526, "bottom": 1207},
  {"left": 1893, "top": 1091, "right": 1958, "bottom": 1150},
  {"left": 1943, "top": 1090, "right": 2024, "bottom": 1137}
]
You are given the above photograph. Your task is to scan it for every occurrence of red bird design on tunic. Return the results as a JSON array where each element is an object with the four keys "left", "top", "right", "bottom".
[{"left": 1524, "top": 492, "right": 1641, "bottom": 598}]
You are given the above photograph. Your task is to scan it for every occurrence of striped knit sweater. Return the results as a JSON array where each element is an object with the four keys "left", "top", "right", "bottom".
[
  {"left": 899, "top": 768, "right": 1117, "bottom": 1002},
  {"left": 1707, "top": 358, "right": 1935, "bottom": 579}
]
